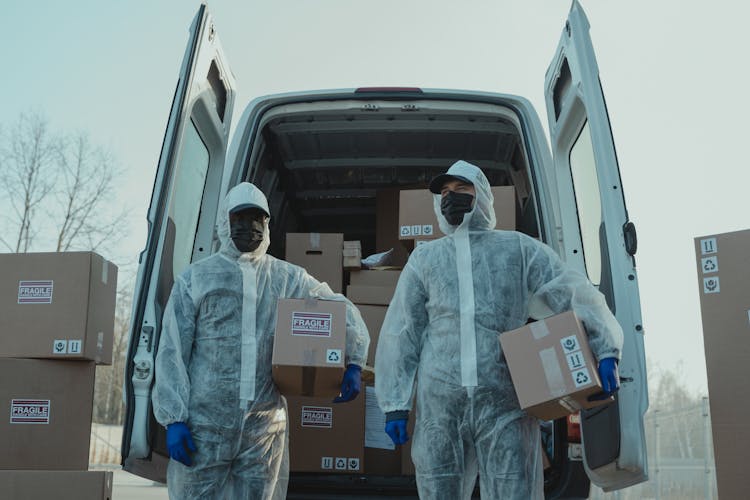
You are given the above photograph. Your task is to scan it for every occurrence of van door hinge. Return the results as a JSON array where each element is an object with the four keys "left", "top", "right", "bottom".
[{"left": 623, "top": 221, "right": 637, "bottom": 256}]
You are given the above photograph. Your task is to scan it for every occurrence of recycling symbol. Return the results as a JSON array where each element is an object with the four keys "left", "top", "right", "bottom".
[
  {"left": 326, "top": 349, "right": 342, "bottom": 364},
  {"left": 576, "top": 372, "right": 590, "bottom": 385},
  {"left": 335, "top": 458, "right": 347, "bottom": 470},
  {"left": 703, "top": 259, "right": 716, "bottom": 272}
]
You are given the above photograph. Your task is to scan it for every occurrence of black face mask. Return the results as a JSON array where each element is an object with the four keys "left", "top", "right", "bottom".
[
  {"left": 230, "top": 217, "right": 266, "bottom": 253},
  {"left": 440, "top": 191, "right": 475, "bottom": 226}
]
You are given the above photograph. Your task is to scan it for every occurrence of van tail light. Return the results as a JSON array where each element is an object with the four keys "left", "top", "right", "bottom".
[{"left": 567, "top": 413, "right": 582, "bottom": 443}]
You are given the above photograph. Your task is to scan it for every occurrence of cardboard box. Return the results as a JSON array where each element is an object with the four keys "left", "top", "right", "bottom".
[
  {"left": 286, "top": 233, "right": 344, "bottom": 293},
  {"left": 694, "top": 229, "right": 750, "bottom": 500},
  {"left": 499, "top": 311, "right": 610, "bottom": 421},
  {"left": 343, "top": 241, "right": 362, "bottom": 270},
  {"left": 357, "top": 305, "right": 388, "bottom": 366},
  {"left": 0, "top": 470, "right": 113, "bottom": 499},
  {"left": 272, "top": 299, "right": 347, "bottom": 397},
  {"left": 346, "top": 285, "right": 394, "bottom": 306},
  {"left": 350, "top": 270, "right": 401, "bottom": 288},
  {"left": 398, "top": 186, "right": 516, "bottom": 240},
  {"left": 0, "top": 359, "right": 96, "bottom": 470},
  {"left": 0, "top": 252, "right": 117, "bottom": 364},
  {"left": 286, "top": 395, "right": 365, "bottom": 474}
]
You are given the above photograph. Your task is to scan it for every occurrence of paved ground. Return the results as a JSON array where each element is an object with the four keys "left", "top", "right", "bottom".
[{"left": 111, "top": 469, "right": 168, "bottom": 499}]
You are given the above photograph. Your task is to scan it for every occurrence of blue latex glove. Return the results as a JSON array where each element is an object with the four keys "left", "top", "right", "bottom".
[
  {"left": 589, "top": 357, "right": 620, "bottom": 401},
  {"left": 166, "top": 422, "right": 196, "bottom": 466},
  {"left": 333, "top": 364, "right": 361, "bottom": 403},
  {"left": 385, "top": 415, "right": 410, "bottom": 446}
]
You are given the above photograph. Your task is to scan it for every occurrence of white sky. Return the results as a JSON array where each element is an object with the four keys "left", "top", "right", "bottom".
[{"left": 3, "top": 0, "right": 749, "bottom": 395}]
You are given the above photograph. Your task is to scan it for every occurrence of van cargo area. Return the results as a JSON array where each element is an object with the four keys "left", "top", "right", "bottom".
[
  {"left": 243, "top": 98, "right": 540, "bottom": 262},
  {"left": 234, "top": 96, "right": 572, "bottom": 498}
]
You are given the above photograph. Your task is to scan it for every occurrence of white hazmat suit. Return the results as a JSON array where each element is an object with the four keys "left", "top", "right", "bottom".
[
  {"left": 153, "top": 182, "right": 370, "bottom": 499},
  {"left": 375, "top": 161, "right": 623, "bottom": 499}
]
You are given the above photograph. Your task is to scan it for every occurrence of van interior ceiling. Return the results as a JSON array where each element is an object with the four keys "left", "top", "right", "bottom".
[{"left": 243, "top": 100, "right": 540, "bottom": 259}]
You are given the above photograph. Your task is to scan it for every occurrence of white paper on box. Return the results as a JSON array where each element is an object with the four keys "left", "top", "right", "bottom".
[{"left": 365, "top": 387, "right": 395, "bottom": 450}]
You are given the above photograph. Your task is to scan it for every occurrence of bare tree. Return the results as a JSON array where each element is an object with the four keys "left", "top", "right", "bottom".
[
  {"left": 93, "top": 274, "right": 134, "bottom": 425},
  {"left": 0, "top": 113, "right": 56, "bottom": 252},
  {"left": 1, "top": 112, "right": 134, "bottom": 426}
]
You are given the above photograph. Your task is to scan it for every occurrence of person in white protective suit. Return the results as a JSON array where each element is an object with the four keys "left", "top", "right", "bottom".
[
  {"left": 375, "top": 161, "right": 623, "bottom": 500},
  {"left": 152, "top": 182, "right": 370, "bottom": 500}
]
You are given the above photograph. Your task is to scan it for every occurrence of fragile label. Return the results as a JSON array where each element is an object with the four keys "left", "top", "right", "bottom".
[
  {"left": 53, "top": 340, "right": 67, "bottom": 354},
  {"left": 326, "top": 349, "right": 342, "bottom": 364},
  {"left": 700, "top": 237, "right": 717, "bottom": 255},
  {"left": 422, "top": 225, "right": 434, "bottom": 236},
  {"left": 17, "top": 280, "right": 54, "bottom": 304},
  {"left": 301, "top": 406, "right": 333, "bottom": 428},
  {"left": 560, "top": 335, "right": 580, "bottom": 353},
  {"left": 565, "top": 351, "right": 586, "bottom": 371},
  {"left": 10, "top": 399, "right": 51, "bottom": 424},
  {"left": 292, "top": 312, "right": 333, "bottom": 337},
  {"left": 703, "top": 276, "right": 720, "bottom": 294},
  {"left": 700, "top": 256, "right": 719, "bottom": 274}
]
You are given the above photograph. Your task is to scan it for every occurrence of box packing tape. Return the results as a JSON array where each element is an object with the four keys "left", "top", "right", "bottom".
[
  {"left": 530, "top": 320, "right": 551, "bottom": 340},
  {"left": 539, "top": 347, "right": 566, "bottom": 397}
]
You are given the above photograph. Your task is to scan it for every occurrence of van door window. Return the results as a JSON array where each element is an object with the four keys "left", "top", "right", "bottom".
[
  {"left": 569, "top": 120, "right": 602, "bottom": 285},
  {"left": 170, "top": 120, "right": 210, "bottom": 277}
]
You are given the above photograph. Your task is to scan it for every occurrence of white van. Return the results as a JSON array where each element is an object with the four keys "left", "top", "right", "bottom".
[{"left": 121, "top": 2, "right": 648, "bottom": 497}]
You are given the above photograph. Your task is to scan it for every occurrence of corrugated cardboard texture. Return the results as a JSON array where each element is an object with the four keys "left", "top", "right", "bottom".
[
  {"left": 287, "top": 395, "right": 365, "bottom": 474},
  {"left": 350, "top": 270, "right": 402, "bottom": 288},
  {"left": 272, "top": 299, "right": 347, "bottom": 397},
  {"left": 0, "top": 252, "right": 117, "bottom": 365},
  {"left": 285, "top": 233, "right": 344, "bottom": 293},
  {"left": 356, "top": 305, "right": 387, "bottom": 366},
  {"left": 346, "top": 285, "right": 394, "bottom": 306},
  {"left": 398, "top": 186, "right": 516, "bottom": 240},
  {"left": 0, "top": 359, "right": 96, "bottom": 469},
  {"left": 499, "top": 311, "right": 609, "bottom": 421},
  {"left": 694, "top": 229, "right": 750, "bottom": 499},
  {"left": 0, "top": 470, "right": 113, "bottom": 499}
]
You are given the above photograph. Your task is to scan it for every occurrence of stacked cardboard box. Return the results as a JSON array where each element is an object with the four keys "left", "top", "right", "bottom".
[
  {"left": 0, "top": 252, "right": 116, "bottom": 499},
  {"left": 398, "top": 186, "right": 516, "bottom": 242},
  {"left": 286, "top": 233, "right": 344, "bottom": 293},
  {"left": 346, "top": 270, "right": 400, "bottom": 367},
  {"left": 694, "top": 229, "right": 750, "bottom": 499}
]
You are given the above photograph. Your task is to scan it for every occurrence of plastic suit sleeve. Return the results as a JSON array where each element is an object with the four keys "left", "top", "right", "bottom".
[
  {"left": 524, "top": 236, "right": 624, "bottom": 361},
  {"left": 152, "top": 274, "right": 197, "bottom": 427},
  {"left": 374, "top": 262, "right": 428, "bottom": 414},
  {"left": 291, "top": 268, "right": 370, "bottom": 368}
]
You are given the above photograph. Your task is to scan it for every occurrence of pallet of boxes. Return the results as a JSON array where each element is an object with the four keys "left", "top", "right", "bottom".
[{"left": 0, "top": 252, "right": 117, "bottom": 499}]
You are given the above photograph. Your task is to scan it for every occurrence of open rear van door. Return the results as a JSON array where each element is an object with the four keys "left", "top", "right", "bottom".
[
  {"left": 543, "top": 0, "right": 648, "bottom": 491},
  {"left": 121, "top": 4, "right": 235, "bottom": 481}
]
